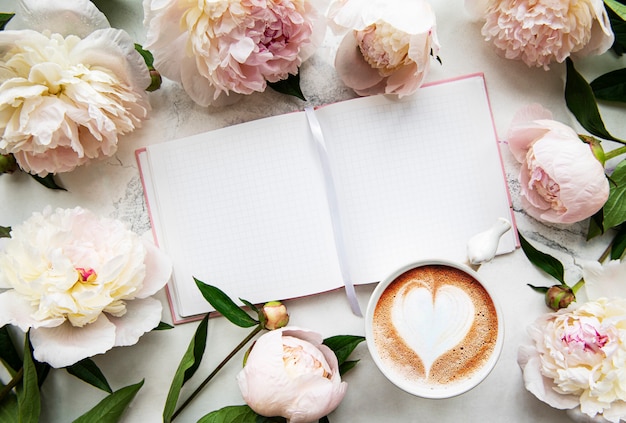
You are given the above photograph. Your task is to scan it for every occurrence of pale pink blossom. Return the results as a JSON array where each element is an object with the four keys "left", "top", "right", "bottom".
[
  {"left": 328, "top": 0, "right": 439, "bottom": 97},
  {"left": 0, "top": 0, "right": 151, "bottom": 176},
  {"left": 465, "top": 0, "right": 614, "bottom": 70},
  {"left": 518, "top": 298, "right": 626, "bottom": 423},
  {"left": 143, "top": 0, "right": 326, "bottom": 107},
  {"left": 508, "top": 104, "right": 609, "bottom": 224},
  {"left": 0, "top": 207, "right": 172, "bottom": 368},
  {"left": 236, "top": 327, "right": 347, "bottom": 422}
]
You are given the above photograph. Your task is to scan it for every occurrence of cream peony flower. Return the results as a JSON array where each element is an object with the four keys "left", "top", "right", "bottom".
[
  {"left": 0, "top": 0, "right": 151, "bottom": 177},
  {"left": 143, "top": 0, "right": 326, "bottom": 107},
  {"left": 466, "top": 0, "right": 614, "bottom": 70},
  {"left": 518, "top": 298, "right": 626, "bottom": 423},
  {"left": 328, "top": 0, "right": 439, "bottom": 97},
  {"left": 581, "top": 259, "right": 626, "bottom": 302},
  {"left": 507, "top": 104, "right": 609, "bottom": 224},
  {"left": 236, "top": 327, "right": 347, "bottom": 422},
  {"left": 0, "top": 207, "right": 172, "bottom": 368}
]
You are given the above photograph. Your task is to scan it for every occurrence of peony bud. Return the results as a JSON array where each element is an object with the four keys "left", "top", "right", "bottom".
[
  {"left": 0, "top": 154, "right": 18, "bottom": 174},
  {"left": 259, "top": 301, "right": 289, "bottom": 330},
  {"left": 545, "top": 285, "right": 576, "bottom": 311}
]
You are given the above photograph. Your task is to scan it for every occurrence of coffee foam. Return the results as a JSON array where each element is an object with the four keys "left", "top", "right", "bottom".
[{"left": 372, "top": 265, "right": 499, "bottom": 388}]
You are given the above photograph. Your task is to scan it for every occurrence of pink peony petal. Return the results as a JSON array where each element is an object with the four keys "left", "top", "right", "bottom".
[
  {"left": 134, "top": 239, "right": 172, "bottom": 298},
  {"left": 334, "top": 33, "right": 384, "bottom": 92}
]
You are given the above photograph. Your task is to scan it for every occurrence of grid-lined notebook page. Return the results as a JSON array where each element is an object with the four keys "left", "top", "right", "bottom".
[
  {"left": 315, "top": 75, "right": 516, "bottom": 284},
  {"left": 145, "top": 112, "right": 343, "bottom": 318}
]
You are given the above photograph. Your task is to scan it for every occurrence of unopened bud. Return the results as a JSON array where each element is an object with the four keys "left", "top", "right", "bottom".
[
  {"left": 0, "top": 154, "right": 18, "bottom": 173},
  {"left": 545, "top": 285, "right": 575, "bottom": 311},
  {"left": 259, "top": 301, "right": 289, "bottom": 330}
]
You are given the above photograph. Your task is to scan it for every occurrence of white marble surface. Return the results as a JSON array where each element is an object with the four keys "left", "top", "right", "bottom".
[{"left": 1, "top": 0, "right": 625, "bottom": 422}]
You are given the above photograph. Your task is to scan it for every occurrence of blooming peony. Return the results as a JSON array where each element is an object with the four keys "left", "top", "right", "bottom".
[
  {"left": 581, "top": 259, "right": 626, "bottom": 301},
  {"left": 237, "top": 327, "right": 347, "bottom": 422},
  {"left": 327, "top": 0, "right": 439, "bottom": 97},
  {"left": 143, "top": 0, "right": 326, "bottom": 107},
  {"left": 507, "top": 104, "right": 609, "bottom": 224},
  {"left": 0, "top": 207, "right": 172, "bottom": 368},
  {"left": 0, "top": 0, "right": 151, "bottom": 177},
  {"left": 465, "top": 0, "right": 614, "bottom": 70},
  {"left": 518, "top": 298, "right": 626, "bottom": 423}
]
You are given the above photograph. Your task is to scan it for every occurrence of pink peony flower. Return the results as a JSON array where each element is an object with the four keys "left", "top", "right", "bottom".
[
  {"left": 328, "top": 0, "right": 439, "bottom": 97},
  {"left": 518, "top": 298, "right": 626, "bottom": 423},
  {"left": 465, "top": 0, "right": 614, "bottom": 70},
  {"left": 0, "top": 0, "right": 151, "bottom": 176},
  {"left": 143, "top": 0, "right": 326, "bottom": 107},
  {"left": 0, "top": 207, "right": 172, "bottom": 368},
  {"left": 507, "top": 104, "right": 609, "bottom": 224},
  {"left": 236, "top": 327, "right": 347, "bottom": 422}
]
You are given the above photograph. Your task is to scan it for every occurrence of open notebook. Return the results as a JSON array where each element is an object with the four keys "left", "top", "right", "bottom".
[{"left": 137, "top": 73, "right": 518, "bottom": 323}]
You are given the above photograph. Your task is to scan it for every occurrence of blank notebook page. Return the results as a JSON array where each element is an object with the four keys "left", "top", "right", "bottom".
[
  {"left": 146, "top": 113, "right": 343, "bottom": 317},
  {"left": 315, "top": 75, "right": 516, "bottom": 284}
]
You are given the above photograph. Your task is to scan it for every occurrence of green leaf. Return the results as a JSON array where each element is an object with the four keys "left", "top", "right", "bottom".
[
  {"left": 29, "top": 173, "right": 66, "bottom": 190},
  {"left": 163, "top": 313, "right": 209, "bottom": 423},
  {"left": 197, "top": 404, "right": 286, "bottom": 423},
  {"left": 16, "top": 334, "right": 40, "bottom": 423},
  {"left": 322, "top": 335, "right": 365, "bottom": 366},
  {"left": 527, "top": 284, "right": 550, "bottom": 294},
  {"left": 590, "top": 68, "right": 626, "bottom": 102},
  {"left": 194, "top": 279, "right": 258, "bottom": 328},
  {"left": 587, "top": 209, "right": 604, "bottom": 240},
  {"left": 605, "top": 0, "right": 626, "bottom": 21},
  {"left": 72, "top": 379, "right": 144, "bottom": 423},
  {"left": 239, "top": 298, "right": 260, "bottom": 314},
  {"left": 267, "top": 72, "right": 306, "bottom": 101},
  {"left": 0, "top": 326, "right": 21, "bottom": 373},
  {"left": 607, "top": 6, "right": 626, "bottom": 54},
  {"left": 134, "top": 43, "right": 162, "bottom": 91},
  {"left": 518, "top": 231, "right": 565, "bottom": 284},
  {"left": 153, "top": 321, "right": 174, "bottom": 330},
  {"left": 602, "top": 160, "right": 626, "bottom": 231},
  {"left": 66, "top": 358, "right": 112, "bottom": 393},
  {"left": 611, "top": 225, "right": 626, "bottom": 260},
  {"left": 564, "top": 58, "right": 624, "bottom": 143},
  {"left": 0, "top": 226, "right": 10, "bottom": 239},
  {"left": 338, "top": 360, "right": 360, "bottom": 376},
  {"left": 0, "top": 13, "right": 14, "bottom": 30},
  {"left": 0, "top": 389, "right": 18, "bottom": 423}
]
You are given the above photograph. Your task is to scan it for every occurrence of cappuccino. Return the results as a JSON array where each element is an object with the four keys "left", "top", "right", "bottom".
[{"left": 366, "top": 262, "right": 502, "bottom": 398}]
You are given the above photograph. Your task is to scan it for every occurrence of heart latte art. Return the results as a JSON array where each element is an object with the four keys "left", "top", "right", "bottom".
[{"left": 372, "top": 265, "right": 499, "bottom": 388}]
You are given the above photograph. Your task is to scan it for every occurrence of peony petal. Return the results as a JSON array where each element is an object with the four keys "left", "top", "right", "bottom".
[
  {"left": 518, "top": 348, "right": 580, "bottom": 410},
  {"left": 6, "top": 0, "right": 110, "bottom": 37},
  {"left": 30, "top": 315, "right": 116, "bottom": 368},
  {"left": 70, "top": 28, "right": 152, "bottom": 94},
  {"left": 581, "top": 260, "right": 626, "bottom": 301},
  {"left": 574, "top": 0, "right": 615, "bottom": 58},
  {"left": 108, "top": 297, "right": 162, "bottom": 347},
  {"left": 0, "top": 290, "right": 64, "bottom": 331},
  {"left": 334, "top": 33, "right": 384, "bottom": 92},
  {"left": 134, "top": 239, "right": 172, "bottom": 298}
]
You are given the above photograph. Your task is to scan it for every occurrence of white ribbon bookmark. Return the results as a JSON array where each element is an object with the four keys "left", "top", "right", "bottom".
[{"left": 304, "top": 107, "right": 363, "bottom": 317}]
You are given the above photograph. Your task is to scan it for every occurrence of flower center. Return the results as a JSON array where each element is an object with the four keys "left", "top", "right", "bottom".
[
  {"left": 282, "top": 345, "right": 330, "bottom": 379},
  {"left": 76, "top": 267, "right": 97, "bottom": 283},
  {"left": 356, "top": 22, "right": 412, "bottom": 76},
  {"left": 525, "top": 148, "right": 566, "bottom": 213},
  {"left": 561, "top": 320, "right": 609, "bottom": 354}
]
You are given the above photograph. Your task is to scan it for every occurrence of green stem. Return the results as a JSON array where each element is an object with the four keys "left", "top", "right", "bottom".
[
  {"left": 171, "top": 325, "right": 263, "bottom": 421},
  {"left": 604, "top": 145, "right": 626, "bottom": 162},
  {"left": 0, "top": 367, "right": 23, "bottom": 402}
]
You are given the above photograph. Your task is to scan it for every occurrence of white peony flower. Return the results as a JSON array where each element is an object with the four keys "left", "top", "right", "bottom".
[
  {"left": 143, "top": 0, "right": 327, "bottom": 107},
  {"left": 0, "top": 0, "right": 151, "bottom": 176},
  {"left": 466, "top": 0, "right": 614, "bottom": 70},
  {"left": 518, "top": 298, "right": 626, "bottom": 423},
  {"left": 327, "top": 0, "right": 439, "bottom": 97},
  {"left": 0, "top": 207, "right": 172, "bottom": 368},
  {"left": 581, "top": 259, "right": 626, "bottom": 301}
]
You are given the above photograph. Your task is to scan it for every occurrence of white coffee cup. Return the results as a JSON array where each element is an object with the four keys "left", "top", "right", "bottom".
[{"left": 365, "top": 259, "right": 504, "bottom": 399}]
